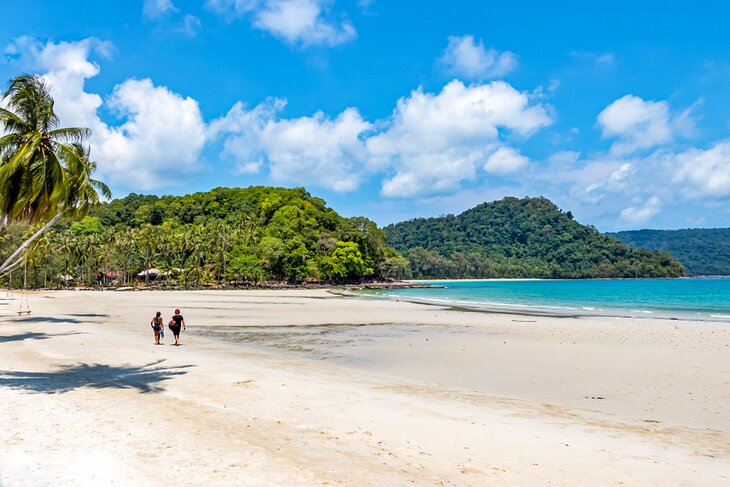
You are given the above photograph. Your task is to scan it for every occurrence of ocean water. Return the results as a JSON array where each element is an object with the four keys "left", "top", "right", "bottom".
[{"left": 363, "top": 278, "right": 730, "bottom": 321}]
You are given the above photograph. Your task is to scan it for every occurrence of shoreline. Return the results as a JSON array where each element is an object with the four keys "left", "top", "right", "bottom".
[{"left": 343, "top": 288, "right": 730, "bottom": 323}]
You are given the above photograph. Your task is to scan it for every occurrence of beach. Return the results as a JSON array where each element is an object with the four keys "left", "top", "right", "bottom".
[{"left": 0, "top": 289, "right": 728, "bottom": 486}]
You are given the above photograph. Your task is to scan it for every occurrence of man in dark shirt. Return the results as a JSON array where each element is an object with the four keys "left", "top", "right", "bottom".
[{"left": 169, "top": 308, "right": 186, "bottom": 346}]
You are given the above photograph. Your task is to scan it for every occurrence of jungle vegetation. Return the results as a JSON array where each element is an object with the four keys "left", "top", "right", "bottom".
[
  {"left": 0, "top": 187, "right": 410, "bottom": 287},
  {"left": 384, "top": 197, "right": 685, "bottom": 279},
  {"left": 609, "top": 228, "right": 730, "bottom": 276}
]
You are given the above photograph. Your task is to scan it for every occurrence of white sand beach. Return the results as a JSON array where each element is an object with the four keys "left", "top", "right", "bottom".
[{"left": 0, "top": 289, "right": 728, "bottom": 486}]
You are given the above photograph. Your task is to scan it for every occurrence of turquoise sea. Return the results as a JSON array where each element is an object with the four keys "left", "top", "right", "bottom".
[{"left": 363, "top": 278, "right": 730, "bottom": 322}]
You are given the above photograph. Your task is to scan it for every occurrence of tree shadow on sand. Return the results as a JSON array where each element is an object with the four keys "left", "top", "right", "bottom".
[
  {"left": 0, "top": 359, "right": 193, "bottom": 394},
  {"left": 14, "top": 316, "right": 83, "bottom": 324},
  {"left": 0, "top": 331, "right": 84, "bottom": 343}
]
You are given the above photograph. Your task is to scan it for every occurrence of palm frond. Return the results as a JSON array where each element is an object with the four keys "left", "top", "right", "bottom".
[{"left": 47, "top": 127, "right": 91, "bottom": 143}]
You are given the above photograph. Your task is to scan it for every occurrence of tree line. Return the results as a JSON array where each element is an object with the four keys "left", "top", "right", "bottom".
[
  {"left": 609, "top": 228, "right": 730, "bottom": 276},
  {"left": 1, "top": 187, "right": 410, "bottom": 288}
]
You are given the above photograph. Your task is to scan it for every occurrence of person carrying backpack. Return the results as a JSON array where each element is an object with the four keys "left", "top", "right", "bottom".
[{"left": 169, "top": 308, "right": 186, "bottom": 346}]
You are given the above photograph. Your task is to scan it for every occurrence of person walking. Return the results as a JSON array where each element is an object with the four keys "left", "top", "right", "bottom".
[
  {"left": 150, "top": 311, "right": 164, "bottom": 345},
  {"left": 169, "top": 308, "right": 186, "bottom": 346}
]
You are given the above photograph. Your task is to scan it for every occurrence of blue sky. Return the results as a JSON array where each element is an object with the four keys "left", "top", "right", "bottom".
[{"left": 1, "top": 0, "right": 729, "bottom": 230}]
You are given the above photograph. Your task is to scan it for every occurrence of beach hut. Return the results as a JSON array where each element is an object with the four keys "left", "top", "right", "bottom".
[
  {"left": 102, "top": 271, "right": 122, "bottom": 285},
  {"left": 137, "top": 268, "right": 161, "bottom": 279}
]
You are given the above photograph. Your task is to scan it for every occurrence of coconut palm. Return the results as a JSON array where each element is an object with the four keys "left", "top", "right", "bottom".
[
  {"left": 0, "top": 74, "right": 109, "bottom": 276},
  {"left": 0, "top": 74, "right": 90, "bottom": 222}
]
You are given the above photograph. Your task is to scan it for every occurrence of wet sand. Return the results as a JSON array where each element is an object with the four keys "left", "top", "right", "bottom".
[{"left": 0, "top": 289, "right": 728, "bottom": 486}]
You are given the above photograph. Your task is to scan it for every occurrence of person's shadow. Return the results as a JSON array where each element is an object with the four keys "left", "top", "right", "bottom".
[{"left": 0, "top": 359, "right": 193, "bottom": 394}]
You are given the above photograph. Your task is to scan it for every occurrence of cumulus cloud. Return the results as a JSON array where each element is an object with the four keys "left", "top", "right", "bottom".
[
  {"left": 261, "top": 108, "right": 371, "bottom": 191},
  {"left": 484, "top": 147, "right": 530, "bottom": 175},
  {"left": 439, "top": 35, "right": 517, "bottom": 79},
  {"left": 208, "top": 98, "right": 286, "bottom": 174},
  {"left": 143, "top": 0, "right": 179, "bottom": 19},
  {"left": 368, "top": 80, "right": 552, "bottom": 197},
  {"left": 673, "top": 140, "right": 730, "bottom": 197},
  {"left": 4, "top": 37, "right": 111, "bottom": 129},
  {"left": 5, "top": 37, "right": 206, "bottom": 190},
  {"left": 96, "top": 79, "right": 206, "bottom": 189},
  {"left": 205, "top": 0, "right": 356, "bottom": 46},
  {"left": 209, "top": 79, "right": 551, "bottom": 196},
  {"left": 619, "top": 196, "right": 662, "bottom": 225},
  {"left": 209, "top": 100, "right": 371, "bottom": 191},
  {"left": 597, "top": 95, "right": 698, "bottom": 155},
  {"left": 379, "top": 149, "right": 485, "bottom": 197}
]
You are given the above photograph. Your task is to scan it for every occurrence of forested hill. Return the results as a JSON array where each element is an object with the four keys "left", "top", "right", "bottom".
[
  {"left": 384, "top": 197, "right": 684, "bottom": 279},
  {"left": 0, "top": 186, "right": 410, "bottom": 288},
  {"left": 83, "top": 186, "right": 408, "bottom": 282},
  {"left": 608, "top": 228, "right": 730, "bottom": 276}
]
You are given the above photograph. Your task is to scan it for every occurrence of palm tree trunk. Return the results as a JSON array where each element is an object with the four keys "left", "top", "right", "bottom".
[
  {"left": 0, "top": 212, "right": 62, "bottom": 274},
  {"left": 0, "top": 254, "right": 26, "bottom": 278}
]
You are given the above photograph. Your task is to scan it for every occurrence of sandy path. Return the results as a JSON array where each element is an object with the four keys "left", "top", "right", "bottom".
[{"left": 0, "top": 289, "right": 728, "bottom": 486}]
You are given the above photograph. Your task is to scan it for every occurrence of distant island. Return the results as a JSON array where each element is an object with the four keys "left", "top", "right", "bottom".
[
  {"left": 609, "top": 228, "right": 730, "bottom": 276},
  {"left": 385, "top": 196, "right": 684, "bottom": 279},
  {"left": 1, "top": 189, "right": 687, "bottom": 288}
]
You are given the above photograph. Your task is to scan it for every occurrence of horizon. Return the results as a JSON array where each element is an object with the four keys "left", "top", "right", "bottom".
[{"left": 1, "top": 1, "right": 728, "bottom": 231}]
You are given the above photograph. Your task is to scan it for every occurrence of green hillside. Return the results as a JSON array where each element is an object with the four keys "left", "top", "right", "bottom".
[
  {"left": 608, "top": 228, "right": 730, "bottom": 276},
  {"left": 1, "top": 186, "right": 408, "bottom": 287},
  {"left": 384, "top": 197, "right": 684, "bottom": 279}
]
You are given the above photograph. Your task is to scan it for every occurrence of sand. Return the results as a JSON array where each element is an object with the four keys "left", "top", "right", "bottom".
[{"left": 0, "top": 289, "right": 728, "bottom": 486}]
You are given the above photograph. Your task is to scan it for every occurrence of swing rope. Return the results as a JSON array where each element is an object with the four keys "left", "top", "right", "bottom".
[{"left": 17, "top": 262, "right": 30, "bottom": 315}]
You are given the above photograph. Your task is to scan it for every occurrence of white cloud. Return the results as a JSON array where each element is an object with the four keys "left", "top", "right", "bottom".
[
  {"left": 209, "top": 79, "right": 551, "bottom": 196},
  {"left": 208, "top": 98, "right": 286, "bottom": 174},
  {"left": 209, "top": 100, "right": 371, "bottom": 191},
  {"left": 597, "top": 94, "right": 698, "bottom": 155},
  {"left": 583, "top": 162, "right": 634, "bottom": 197},
  {"left": 484, "top": 147, "right": 530, "bottom": 175},
  {"left": 368, "top": 80, "right": 552, "bottom": 197},
  {"left": 439, "top": 35, "right": 517, "bottom": 79},
  {"left": 96, "top": 79, "right": 206, "bottom": 189},
  {"left": 176, "top": 15, "right": 203, "bottom": 36},
  {"left": 619, "top": 196, "right": 662, "bottom": 225},
  {"left": 547, "top": 150, "right": 580, "bottom": 165},
  {"left": 380, "top": 149, "right": 485, "bottom": 197},
  {"left": 205, "top": 0, "right": 356, "bottom": 46},
  {"left": 143, "top": 0, "right": 179, "bottom": 19},
  {"left": 262, "top": 108, "right": 371, "bottom": 191},
  {"left": 4, "top": 37, "right": 111, "bottom": 130},
  {"left": 673, "top": 140, "right": 730, "bottom": 197},
  {"left": 5, "top": 37, "right": 206, "bottom": 191},
  {"left": 205, "top": 0, "right": 259, "bottom": 17}
]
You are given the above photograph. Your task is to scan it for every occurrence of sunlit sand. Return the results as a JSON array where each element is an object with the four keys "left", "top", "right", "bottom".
[{"left": 1, "top": 289, "right": 728, "bottom": 486}]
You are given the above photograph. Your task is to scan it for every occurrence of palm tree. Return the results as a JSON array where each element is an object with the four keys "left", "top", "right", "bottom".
[
  {"left": 138, "top": 225, "right": 159, "bottom": 285},
  {"left": 0, "top": 143, "right": 109, "bottom": 277},
  {"left": 0, "top": 74, "right": 110, "bottom": 276},
  {"left": 0, "top": 75, "right": 90, "bottom": 222},
  {"left": 55, "top": 231, "right": 76, "bottom": 284}
]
